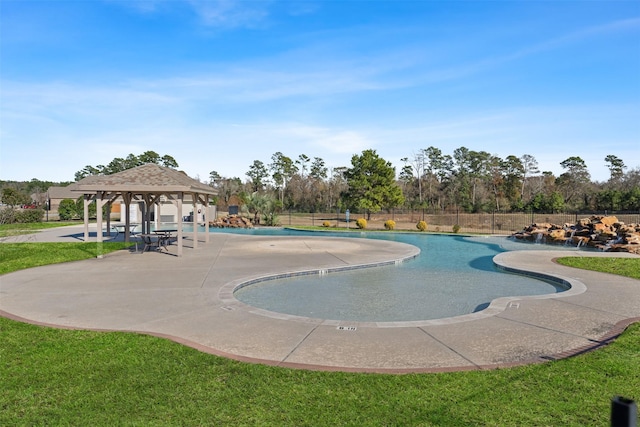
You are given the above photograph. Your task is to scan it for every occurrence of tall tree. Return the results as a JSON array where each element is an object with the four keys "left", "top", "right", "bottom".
[
  {"left": 217, "top": 177, "right": 243, "bottom": 206},
  {"left": 208, "top": 171, "right": 222, "bottom": 187},
  {"left": 310, "top": 157, "right": 327, "bottom": 181},
  {"left": 451, "top": 147, "right": 473, "bottom": 210},
  {"left": 246, "top": 160, "right": 269, "bottom": 193},
  {"left": 269, "top": 152, "right": 297, "bottom": 206},
  {"left": 468, "top": 150, "right": 491, "bottom": 209},
  {"left": 74, "top": 152, "right": 179, "bottom": 180},
  {"left": 138, "top": 150, "right": 161, "bottom": 165},
  {"left": 342, "top": 150, "right": 405, "bottom": 219},
  {"left": 557, "top": 156, "right": 591, "bottom": 208},
  {"left": 161, "top": 155, "right": 179, "bottom": 169},
  {"left": 503, "top": 155, "right": 525, "bottom": 209},
  {"left": 520, "top": 154, "right": 539, "bottom": 202},
  {"left": 423, "top": 146, "right": 448, "bottom": 208},
  {"left": 75, "top": 165, "right": 104, "bottom": 181},
  {"left": 1, "top": 188, "right": 29, "bottom": 207},
  {"left": 398, "top": 157, "right": 415, "bottom": 206},
  {"left": 308, "top": 157, "right": 328, "bottom": 212},
  {"left": 328, "top": 166, "right": 348, "bottom": 211},
  {"left": 296, "top": 154, "right": 310, "bottom": 178},
  {"left": 411, "top": 150, "right": 426, "bottom": 204},
  {"left": 604, "top": 154, "right": 626, "bottom": 183}
]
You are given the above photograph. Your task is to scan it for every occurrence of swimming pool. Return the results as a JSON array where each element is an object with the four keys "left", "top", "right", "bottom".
[{"left": 204, "top": 228, "right": 584, "bottom": 322}]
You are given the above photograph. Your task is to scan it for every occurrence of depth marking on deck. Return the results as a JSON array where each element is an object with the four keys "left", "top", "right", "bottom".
[{"left": 337, "top": 326, "right": 357, "bottom": 331}]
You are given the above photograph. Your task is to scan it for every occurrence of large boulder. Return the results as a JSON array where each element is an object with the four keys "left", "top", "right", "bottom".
[
  {"left": 511, "top": 215, "right": 639, "bottom": 254},
  {"left": 209, "top": 214, "right": 253, "bottom": 228},
  {"left": 598, "top": 216, "right": 619, "bottom": 227},
  {"left": 548, "top": 229, "right": 566, "bottom": 241}
]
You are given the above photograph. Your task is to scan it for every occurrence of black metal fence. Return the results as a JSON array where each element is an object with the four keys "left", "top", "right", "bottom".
[{"left": 282, "top": 210, "right": 640, "bottom": 234}]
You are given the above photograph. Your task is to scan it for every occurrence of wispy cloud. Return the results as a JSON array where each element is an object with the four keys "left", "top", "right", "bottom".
[
  {"left": 110, "top": 0, "right": 274, "bottom": 28},
  {"left": 281, "top": 125, "right": 374, "bottom": 154},
  {"left": 507, "top": 17, "right": 640, "bottom": 61},
  {"left": 187, "top": 0, "right": 271, "bottom": 28},
  {"left": 405, "top": 17, "right": 640, "bottom": 87}
]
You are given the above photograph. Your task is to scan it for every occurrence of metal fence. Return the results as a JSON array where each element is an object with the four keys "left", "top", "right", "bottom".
[{"left": 281, "top": 210, "right": 640, "bottom": 235}]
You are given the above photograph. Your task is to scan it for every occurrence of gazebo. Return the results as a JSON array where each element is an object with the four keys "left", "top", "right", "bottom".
[{"left": 72, "top": 164, "right": 218, "bottom": 256}]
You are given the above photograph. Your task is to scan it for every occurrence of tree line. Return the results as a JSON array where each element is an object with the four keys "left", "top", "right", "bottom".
[
  {"left": 211, "top": 148, "right": 639, "bottom": 215},
  {"left": 2, "top": 148, "right": 639, "bottom": 223}
]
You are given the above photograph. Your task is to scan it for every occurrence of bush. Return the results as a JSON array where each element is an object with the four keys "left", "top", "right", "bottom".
[
  {"left": 322, "top": 221, "right": 331, "bottom": 227},
  {"left": 452, "top": 224, "right": 461, "bottom": 233},
  {"left": 355, "top": 218, "right": 367, "bottom": 229},
  {"left": 14, "top": 208, "right": 44, "bottom": 223},
  {"left": 416, "top": 220, "right": 427, "bottom": 231},
  {"left": 263, "top": 213, "right": 280, "bottom": 227},
  {"left": 58, "top": 199, "right": 78, "bottom": 220},
  {"left": 384, "top": 220, "right": 396, "bottom": 230},
  {"left": 0, "top": 207, "right": 16, "bottom": 224},
  {"left": 0, "top": 207, "right": 44, "bottom": 224}
]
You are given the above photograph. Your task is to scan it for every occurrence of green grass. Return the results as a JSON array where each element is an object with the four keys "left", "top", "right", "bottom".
[
  {"left": 556, "top": 256, "right": 640, "bottom": 280},
  {"left": 0, "top": 247, "right": 638, "bottom": 425},
  {"left": 0, "top": 221, "right": 82, "bottom": 238},
  {"left": 0, "top": 317, "right": 636, "bottom": 426},
  {"left": 0, "top": 242, "right": 134, "bottom": 275}
]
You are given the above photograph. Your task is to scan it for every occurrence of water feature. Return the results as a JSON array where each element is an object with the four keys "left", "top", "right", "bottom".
[{"left": 201, "top": 228, "right": 584, "bottom": 322}]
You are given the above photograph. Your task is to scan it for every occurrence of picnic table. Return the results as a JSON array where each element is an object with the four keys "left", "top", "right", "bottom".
[
  {"left": 138, "top": 230, "right": 177, "bottom": 252},
  {"left": 110, "top": 223, "right": 138, "bottom": 238}
]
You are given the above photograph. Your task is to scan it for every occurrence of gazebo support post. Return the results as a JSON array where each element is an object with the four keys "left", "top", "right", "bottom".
[
  {"left": 142, "top": 194, "right": 151, "bottom": 234},
  {"left": 123, "top": 192, "right": 132, "bottom": 243},
  {"left": 192, "top": 193, "right": 198, "bottom": 249},
  {"left": 156, "top": 199, "right": 161, "bottom": 230},
  {"left": 177, "top": 192, "right": 183, "bottom": 257},
  {"left": 140, "top": 199, "right": 145, "bottom": 234},
  {"left": 96, "top": 191, "right": 104, "bottom": 258},
  {"left": 83, "top": 194, "right": 91, "bottom": 241},
  {"left": 205, "top": 195, "right": 210, "bottom": 243},
  {"left": 105, "top": 201, "right": 112, "bottom": 237}
]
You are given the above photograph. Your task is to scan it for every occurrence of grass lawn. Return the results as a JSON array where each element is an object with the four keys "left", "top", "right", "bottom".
[
  {"left": 0, "top": 243, "right": 638, "bottom": 425},
  {"left": 0, "top": 221, "right": 83, "bottom": 238},
  {"left": 556, "top": 256, "right": 640, "bottom": 280},
  {"left": 0, "top": 242, "right": 134, "bottom": 275}
]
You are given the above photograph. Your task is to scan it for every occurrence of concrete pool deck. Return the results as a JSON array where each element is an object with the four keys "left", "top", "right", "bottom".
[{"left": 1, "top": 225, "right": 639, "bottom": 373}]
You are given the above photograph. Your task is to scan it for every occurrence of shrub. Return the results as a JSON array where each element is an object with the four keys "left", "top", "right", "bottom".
[
  {"left": 264, "top": 213, "right": 280, "bottom": 227},
  {"left": 452, "top": 224, "right": 461, "bottom": 233},
  {"left": 322, "top": 221, "right": 331, "bottom": 227},
  {"left": 0, "top": 207, "right": 16, "bottom": 224},
  {"left": 14, "top": 208, "right": 44, "bottom": 223},
  {"left": 416, "top": 220, "right": 427, "bottom": 231},
  {"left": 58, "top": 199, "right": 78, "bottom": 220},
  {"left": 384, "top": 220, "right": 396, "bottom": 230},
  {"left": 355, "top": 218, "right": 367, "bottom": 229},
  {"left": 0, "top": 207, "right": 44, "bottom": 224}
]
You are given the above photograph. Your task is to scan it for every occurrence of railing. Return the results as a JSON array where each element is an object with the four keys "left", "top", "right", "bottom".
[{"left": 278, "top": 210, "right": 640, "bottom": 235}]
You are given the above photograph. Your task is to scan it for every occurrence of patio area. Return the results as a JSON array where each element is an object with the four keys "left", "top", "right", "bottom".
[{"left": 1, "top": 224, "right": 639, "bottom": 373}]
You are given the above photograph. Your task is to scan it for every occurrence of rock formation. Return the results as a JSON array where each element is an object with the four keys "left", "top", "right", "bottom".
[
  {"left": 511, "top": 215, "right": 640, "bottom": 254},
  {"left": 209, "top": 214, "right": 253, "bottom": 228}
]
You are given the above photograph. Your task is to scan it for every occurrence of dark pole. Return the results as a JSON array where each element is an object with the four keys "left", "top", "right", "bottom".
[{"left": 611, "top": 396, "right": 637, "bottom": 427}]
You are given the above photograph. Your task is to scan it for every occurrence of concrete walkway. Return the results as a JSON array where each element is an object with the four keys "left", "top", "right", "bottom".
[{"left": 1, "top": 225, "right": 638, "bottom": 373}]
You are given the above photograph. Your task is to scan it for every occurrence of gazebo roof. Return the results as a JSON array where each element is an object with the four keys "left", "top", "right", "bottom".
[{"left": 71, "top": 164, "right": 217, "bottom": 195}]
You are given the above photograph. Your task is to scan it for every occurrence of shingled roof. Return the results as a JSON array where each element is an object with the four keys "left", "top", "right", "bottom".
[{"left": 72, "top": 163, "right": 216, "bottom": 195}]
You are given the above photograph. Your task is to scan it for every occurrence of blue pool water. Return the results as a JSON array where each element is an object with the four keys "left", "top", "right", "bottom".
[{"left": 203, "top": 228, "right": 581, "bottom": 322}]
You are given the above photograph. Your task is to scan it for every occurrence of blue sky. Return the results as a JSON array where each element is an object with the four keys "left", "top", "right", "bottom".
[{"left": 1, "top": 0, "right": 639, "bottom": 183}]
